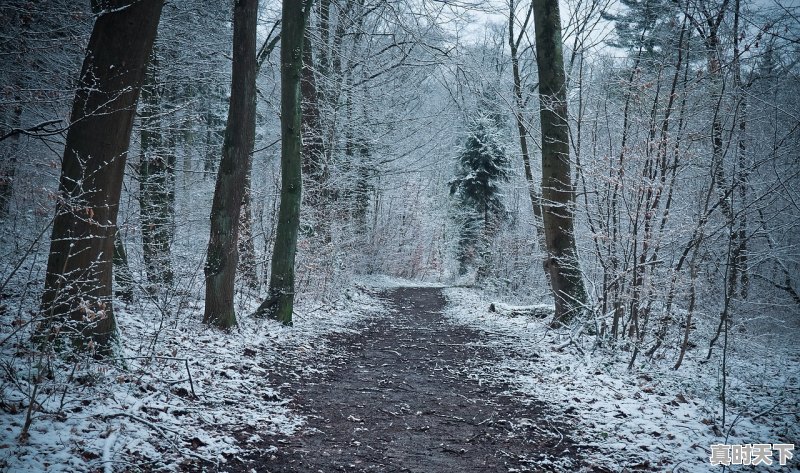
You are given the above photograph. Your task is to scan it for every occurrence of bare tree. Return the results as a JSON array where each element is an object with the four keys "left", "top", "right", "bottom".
[
  {"left": 532, "top": 0, "right": 588, "bottom": 326},
  {"left": 203, "top": 0, "right": 258, "bottom": 329},
  {"left": 39, "top": 0, "right": 164, "bottom": 353},
  {"left": 254, "top": 0, "right": 311, "bottom": 324}
]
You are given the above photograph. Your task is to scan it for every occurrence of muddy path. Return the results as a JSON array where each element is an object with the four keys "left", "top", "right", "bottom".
[{"left": 232, "top": 287, "right": 599, "bottom": 472}]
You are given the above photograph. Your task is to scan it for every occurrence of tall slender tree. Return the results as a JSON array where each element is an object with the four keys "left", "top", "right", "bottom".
[
  {"left": 39, "top": 0, "right": 164, "bottom": 353},
  {"left": 508, "top": 0, "right": 547, "bottom": 254},
  {"left": 532, "top": 0, "right": 588, "bottom": 326},
  {"left": 203, "top": 0, "right": 258, "bottom": 329},
  {"left": 254, "top": 0, "right": 311, "bottom": 324}
]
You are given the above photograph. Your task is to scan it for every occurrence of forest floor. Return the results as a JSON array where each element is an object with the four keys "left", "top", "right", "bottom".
[
  {"left": 228, "top": 283, "right": 799, "bottom": 473},
  {"left": 2, "top": 282, "right": 796, "bottom": 472},
  {"left": 230, "top": 287, "right": 603, "bottom": 473}
]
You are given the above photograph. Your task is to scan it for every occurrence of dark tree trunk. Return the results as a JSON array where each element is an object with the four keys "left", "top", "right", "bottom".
[
  {"left": 254, "top": 1, "right": 309, "bottom": 324},
  {"left": 732, "top": 0, "right": 749, "bottom": 299},
  {"left": 0, "top": 6, "right": 28, "bottom": 219},
  {"left": 40, "top": 0, "right": 164, "bottom": 354},
  {"left": 301, "top": 29, "right": 330, "bottom": 239},
  {"left": 532, "top": 0, "right": 588, "bottom": 326},
  {"left": 302, "top": 31, "right": 326, "bottom": 188},
  {"left": 508, "top": 0, "right": 546, "bottom": 254},
  {"left": 203, "top": 0, "right": 258, "bottom": 329}
]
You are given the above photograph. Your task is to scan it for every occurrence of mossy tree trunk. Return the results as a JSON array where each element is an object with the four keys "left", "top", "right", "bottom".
[
  {"left": 532, "top": 0, "right": 588, "bottom": 326},
  {"left": 40, "top": 0, "right": 164, "bottom": 354},
  {"left": 254, "top": 0, "right": 310, "bottom": 324},
  {"left": 203, "top": 0, "right": 258, "bottom": 329}
]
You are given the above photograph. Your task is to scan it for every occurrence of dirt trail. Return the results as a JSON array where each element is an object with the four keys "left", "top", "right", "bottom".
[{"left": 233, "top": 287, "right": 597, "bottom": 472}]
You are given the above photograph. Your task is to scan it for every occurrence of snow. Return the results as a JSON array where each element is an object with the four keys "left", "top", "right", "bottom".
[
  {"left": 1, "top": 278, "right": 796, "bottom": 471},
  {"left": 355, "top": 274, "right": 446, "bottom": 289},
  {"left": 0, "top": 286, "right": 385, "bottom": 472},
  {"left": 442, "top": 287, "right": 800, "bottom": 472}
]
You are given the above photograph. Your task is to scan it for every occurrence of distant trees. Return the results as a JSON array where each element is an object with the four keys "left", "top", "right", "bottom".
[
  {"left": 203, "top": 0, "right": 258, "bottom": 329},
  {"left": 138, "top": 50, "right": 176, "bottom": 289},
  {"left": 39, "top": 0, "right": 164, "bottom": 353},
  {"left": 2, "top": 0, "right": 792, "bottom": 365}
]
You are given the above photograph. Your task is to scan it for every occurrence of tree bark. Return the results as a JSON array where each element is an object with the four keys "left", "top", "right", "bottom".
[
  {"left": 301, "top": 28, "right": 330, "bottom": 239},
  {"left": 532, "top": 0, "right": 588, "bottom": 326},
  {"left": 40, "top": 0, "right": 164, "bottom": 353},
  {"left": 203, "top": 0, "right": 258, "bottom": 329},
  {"left": 254, "top": 1, "right": 309, "bottom": 324}
]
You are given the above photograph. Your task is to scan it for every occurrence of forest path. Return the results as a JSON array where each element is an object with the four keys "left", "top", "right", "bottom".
[{"left": 233, "top": 287, "right": 594, "bottom": 472}]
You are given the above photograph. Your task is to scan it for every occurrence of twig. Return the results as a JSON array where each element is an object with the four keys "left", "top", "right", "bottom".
[
  {"left": 184, "top": 358, "right": 196, "bottom": 398},
  {"left": 103, "top": 412, "right": 215, "bottom": 465},
  {"left": 0, "top": 218, "right": 53, "bottom": 298},
  {"left": 103, "top": 412, "right": 181, "bottom": 436},
  {"left": 0, "top": 119, "right": 64, "bottom": 141},
  {"left": 18, "top": 382, "right": 38, "bottom": 442},
  {"left": 100, "top": 355, "right": 198, "bottom": 398}
]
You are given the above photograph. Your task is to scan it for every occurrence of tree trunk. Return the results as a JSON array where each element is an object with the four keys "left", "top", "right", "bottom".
[
  {"left": 202, "top": 0, "right": 258, "bottom": 329},
  {"left": 508, "top": 0, "right": 547, "bottom": 254},
  {"left": 732, "top": 0, "right": 749, "bottom": 299},
  {"left": 40, "top": 0, "right": 164, "bottom": 354},
  {"left": 532, "top": 0, "right": 588, "bottom": 326},
  {"left": 301, "top": 29, "right": 330, "bottom": 239},
  {"left": 139, "top": 49, "right": 175, "bottom": 289},
  {"left": 302, "top": 31, "right": 326, "bottom": 190},
  {"left": 254, "top": 1, "right": 309, "bottom": 324}
]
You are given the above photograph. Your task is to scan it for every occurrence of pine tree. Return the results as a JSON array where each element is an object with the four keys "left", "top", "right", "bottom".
[
  {"left": 450, "top": 117, "right": 509, "bottom": 277},
  {"left": 602, "top": 0, "right": 677, "bottom": 58}
]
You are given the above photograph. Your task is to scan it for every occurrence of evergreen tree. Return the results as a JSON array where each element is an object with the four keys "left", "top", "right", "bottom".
[
  {"left": 449, "top": 117, "right": 509, "bottom": 277},
  {"left": 602, "top": 0, "right": 678, "bottom": 58}
]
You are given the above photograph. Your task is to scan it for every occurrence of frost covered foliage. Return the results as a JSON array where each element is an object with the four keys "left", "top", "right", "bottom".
[
  {"left": 444, "top": 287, "right": 800, "bottom": 472},
  {"left": 449, "top": 116, "right": 510, "bottom": 278}
]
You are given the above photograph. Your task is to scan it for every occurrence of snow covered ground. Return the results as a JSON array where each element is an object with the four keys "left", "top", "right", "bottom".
[
  {"left": 0, "top": 286, "right": 385, "bottom": 472},
  {"left": 443, "top": 287, "right": 800, "bottom": 472},
  {"left": 2, "top": 279, "right": 796, "bottom": 472}
]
